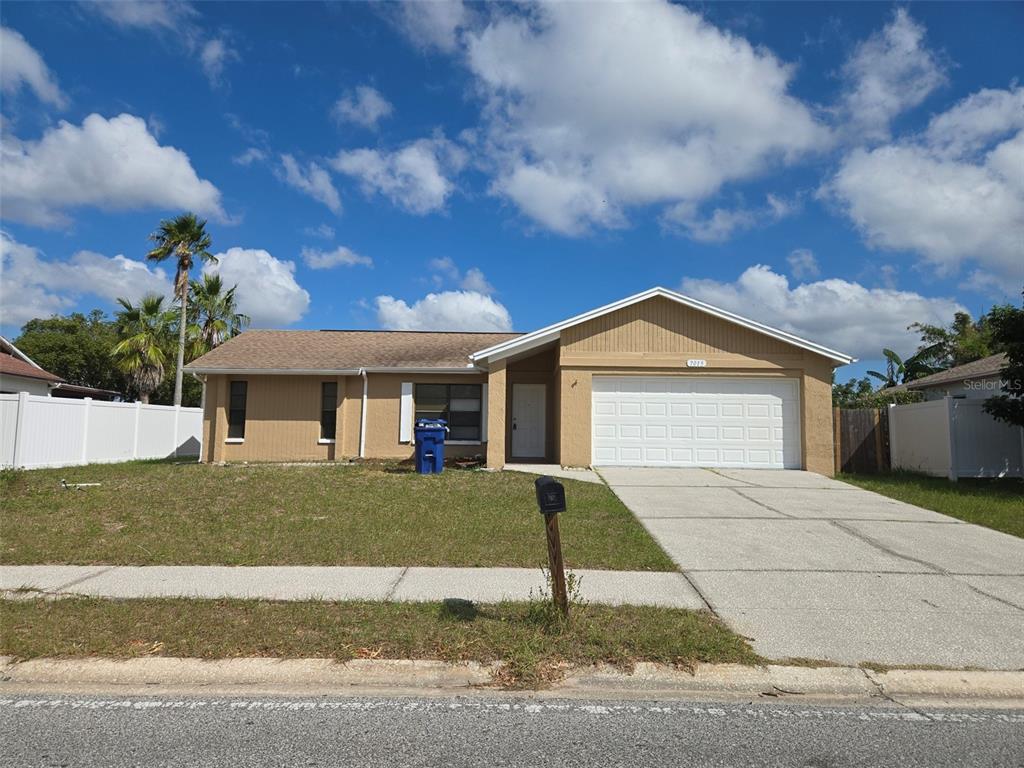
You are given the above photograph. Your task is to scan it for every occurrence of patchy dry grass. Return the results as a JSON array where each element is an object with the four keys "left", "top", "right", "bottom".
[
  {"left": 0, "top": 597, "right": 758, "bottom": 688},
  {"left": 0, "top": 461, "right": 674, "bottom": 570},
  {"left": 840, "top": 472, "right": 1024, "bottom": 538}
]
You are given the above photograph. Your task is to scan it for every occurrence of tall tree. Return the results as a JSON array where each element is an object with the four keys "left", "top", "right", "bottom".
[
  {"left": 14, "top": 310, "right": 130, "bottom": 393},
  {"left": 909, "top": 307, "right": 1009, "bottom": 369},
  {"left": 983, "top": 295, "right": 1024, "bottom": 428},
  {"left": 111, "top": 295, "right": 176, "bottom": 404},
  {"left": 146, "top": 213, "right": 216, "bottom": 406},
  {"left": 186, "top": 274, "right": 250, "bottom": 360}
]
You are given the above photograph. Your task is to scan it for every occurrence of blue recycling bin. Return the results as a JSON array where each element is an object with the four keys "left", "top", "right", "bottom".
[{"left": 414, "top": 419, "right": 448, "bottom": 474}]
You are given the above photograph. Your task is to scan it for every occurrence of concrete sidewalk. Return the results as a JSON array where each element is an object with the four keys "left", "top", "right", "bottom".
[{"left": 0, "top": 565, "right": 700, "bottom": 609}]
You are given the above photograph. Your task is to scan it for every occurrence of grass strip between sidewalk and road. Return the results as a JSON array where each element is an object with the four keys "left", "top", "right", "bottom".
[
  {"left": 839, "top": 472, "right": 1024, "bottom": 539},
  {"left": 0, "top": 461, "right": 674, "bottom": 571},
  {"left": 0, "top": 597, "right": 758, "bottom": 688}
]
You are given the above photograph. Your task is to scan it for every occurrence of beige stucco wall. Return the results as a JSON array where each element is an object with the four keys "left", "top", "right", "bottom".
[
  {"left": 202, "top": 371, "right": 488, "bottom": 463},
  {"left": 555, "top": 297, "right": 839, "bottom": 475}
]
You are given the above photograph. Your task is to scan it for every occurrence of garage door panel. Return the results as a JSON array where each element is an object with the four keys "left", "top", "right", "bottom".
[{"left": 592, "top": 376, "right": 801, "bottom": 469}]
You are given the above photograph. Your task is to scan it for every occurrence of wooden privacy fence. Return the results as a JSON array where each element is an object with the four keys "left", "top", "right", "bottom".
[{"left": 833, "top": 407, "right": 890, "bottom": 474}]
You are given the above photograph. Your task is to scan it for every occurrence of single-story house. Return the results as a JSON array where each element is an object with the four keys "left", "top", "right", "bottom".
[
  {"left": 0, "top": 336, "right": 121, "bottom": 400},
  {"left": 883, "top": 353, "right": 1008, "bottom": 401},
  {"left": 0, "top": 336, "right": 63, "bottom": 397},
  {"left": 185, "top": 287, "right": 854, "bottom": 474}
]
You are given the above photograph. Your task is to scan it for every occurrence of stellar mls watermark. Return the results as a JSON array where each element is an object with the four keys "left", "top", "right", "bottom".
[{"left": 963, "top": 378, "right": 1018, "bottom": 391}]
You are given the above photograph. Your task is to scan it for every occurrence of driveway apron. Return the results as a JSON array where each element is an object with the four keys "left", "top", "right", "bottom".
[{"left": 599, "top": 467, "right": 1024, "bottom": 670}]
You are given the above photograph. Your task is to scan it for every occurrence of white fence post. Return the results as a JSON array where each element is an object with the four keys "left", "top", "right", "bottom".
[
  {"left": 172, "top": 404, "right": 181, "bottom": 458},
  {"left": 132, "top": 401, "right": 142, "bottom": 459},
  {"left": 12, "top": 391, "right": 29, "bottom": 469},
  {"left": 80, "top": 398, "right": 93, "bottom": 465},
  {"left": 887, "top": 403, "right": 897, "bottom": 467},
  {"left": 944, "top": 396, "right": 958, "bottom": 483}
]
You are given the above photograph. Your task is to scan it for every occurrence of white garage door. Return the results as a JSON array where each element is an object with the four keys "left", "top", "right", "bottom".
[{"left": 592, "top": 376, "right": 801, "bottom": 468}]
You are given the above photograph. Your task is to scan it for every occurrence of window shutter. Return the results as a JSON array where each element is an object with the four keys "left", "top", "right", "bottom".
[{"left": 399, "top": 382, "right": 413, "bottom": 442}]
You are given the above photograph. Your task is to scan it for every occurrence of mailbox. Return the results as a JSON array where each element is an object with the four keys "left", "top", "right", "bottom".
[{"left": 534, "top": 476, "right": 566, "bottom": 516}]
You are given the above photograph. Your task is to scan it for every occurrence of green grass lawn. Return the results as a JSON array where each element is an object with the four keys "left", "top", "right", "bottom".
[
  {"left": 0, "top": 461, "right": 674, "bottom": 570},
  {"left": 0, "top": 597, "right": 758, "bottom": 688},
  {"left": 840, "top": 471, "right": 1024, "bottom": 538}
]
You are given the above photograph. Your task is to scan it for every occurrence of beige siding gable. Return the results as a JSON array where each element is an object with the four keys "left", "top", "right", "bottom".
[{"left": 561, "top": 296, "right": 796, "bottom": 357}]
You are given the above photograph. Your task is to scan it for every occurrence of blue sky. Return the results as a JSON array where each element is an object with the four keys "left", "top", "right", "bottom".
[{"left": 1, "top": 1, "right": 1021, "bottom": 381}]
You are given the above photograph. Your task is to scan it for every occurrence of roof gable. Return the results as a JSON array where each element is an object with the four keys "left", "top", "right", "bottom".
[{"left": 470, "top": 287, "right": 855, "bottom": 365}]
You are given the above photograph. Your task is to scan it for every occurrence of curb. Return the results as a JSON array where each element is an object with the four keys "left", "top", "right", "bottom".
[{"left": 2, "top": 657, "right": 1022, "bottom": 706}]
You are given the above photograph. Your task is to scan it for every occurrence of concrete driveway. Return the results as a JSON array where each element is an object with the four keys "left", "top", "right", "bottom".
[{"left": 599, "top": 467, "right": 1024, "bottom": 670}]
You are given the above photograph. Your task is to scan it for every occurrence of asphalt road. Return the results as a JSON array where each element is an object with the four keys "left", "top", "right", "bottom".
[{"left": 1, "top": 694, "right": 1022, "bottom": 768}]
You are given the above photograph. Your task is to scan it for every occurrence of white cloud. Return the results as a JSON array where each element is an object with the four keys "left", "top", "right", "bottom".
[
  {"left": 330, "top": 136, "right": 465, "bottom": 214},
  {"left": 0, "top": 231, "right": 172, "bottom": 328},
  {"left": 429, "top": 256, "right": 459, "bottom": 278},
  {"left": 925, "top": 86, "right": 1024, "bottom": 158},
  {"left": 199, "top": 38, "right": 239, "bottom": 88},
  {"left": 786, "top": 248, "right": 820, "bottom": 280},
  {"left": 204, "top": 247, "right": 310, "bottom": 326},
  {"left": 396, "top": 0, "right": 467, "bottom": 53},
  {"left": 459, "top": 267, "right": 494, "bottom": 295},
  {"left": 464, "top": 1, "right": 829, "bottom": 235},
  {"left": 376, "top": 290, "right": 512, "bottom": 331},
  {"left": 232, "top": 147, "right": 267, "bottom": 166},
  {"left": 838, "top": 8, "right": 946, "bottom": 143},
  {"left": 426, "top": 258, "right": 495, "bottom": 294},
  {"left": 0, "top": 113, "right": 226, "bottom": 226},
  {"left": 0, "top": 26, "right": 68, "bottom": 109},
  {"left": 303, "top": 223, "right": 335, "bottom": 239},
  {"left": 824, "top": 131, "right": 1024, "bottom": 278},
  {"left": 277, "top": 154, "right": 342, "bottom": 214},
  {"left": 82, "top": 0, "right": 196, "bottom": 32},
  {"left": 664, "top": 194, "right": 798, "bottom": 243},
  {"left": 301, "top": 246, "right": 372, "bottom": 270},
  {"left": 680, "top": 265, "right": 965, "bottom": 359},
  {"left": 332, "top": 85, "right": 393, "bottom": 129}
]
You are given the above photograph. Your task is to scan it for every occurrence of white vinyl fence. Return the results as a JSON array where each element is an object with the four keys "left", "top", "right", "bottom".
[
  {"left": 889, "top": 397, "right": 1024, "bottom": 480},
  {"left": 0, "top": 393, "right": 202, "bottom": 470}
]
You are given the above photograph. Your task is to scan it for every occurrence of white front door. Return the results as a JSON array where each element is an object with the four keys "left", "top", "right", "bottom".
[
  {"left": 512, "top": 383, "right": 546, "bottom": 458},
  {"left": 591, "top": 376, "right": 801, "bottom": 468}
]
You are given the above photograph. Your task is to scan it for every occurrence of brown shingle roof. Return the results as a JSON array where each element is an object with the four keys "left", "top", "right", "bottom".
[
  {"left": 0, "top": 351, "right": 63, "bottom": 382},
  {"left": 184, "top": 329, "right": 523, "bottom": 372},
  {"left": 884, "top": 353, "right": 1008, "bottom": 393}
]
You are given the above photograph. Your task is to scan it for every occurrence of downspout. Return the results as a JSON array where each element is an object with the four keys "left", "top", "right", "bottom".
[{"left": 359, "top": 367, "right": 368, "bottom": 459}]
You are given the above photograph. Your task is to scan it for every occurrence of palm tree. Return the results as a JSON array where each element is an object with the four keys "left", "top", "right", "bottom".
[
  {"left": 187, "top": 274, "right": 250, "bottom": 360},
  {"left": 111, "top": 295, "right": 176, "bottom": 403},
  {"left": 866, "top": 347, "right": 941, "bottom": 388},
  {"left": 146, "top": 213, "right": 216, "bottom": 405}
]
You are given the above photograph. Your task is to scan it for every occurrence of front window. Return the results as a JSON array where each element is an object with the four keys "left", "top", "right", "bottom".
[
  {"left": 321, "top": 381, "right": 337, "bottom": 440},
  {"left": 414, "top": 383, "right": 482, "bottom": 441}
]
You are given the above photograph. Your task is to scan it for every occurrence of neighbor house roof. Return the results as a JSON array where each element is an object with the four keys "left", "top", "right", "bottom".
[
  {"left": 469, "top": 287, "right": 856, "bottom": 366},
  {"left": 184, "top": 330, "right": 523, "bottom": 374},
  {"left": 0, "top": 336, "right": 63, "bottom": 383},
  {"left": 886, "top": 353, "right": 1008, "bottom": 393}
]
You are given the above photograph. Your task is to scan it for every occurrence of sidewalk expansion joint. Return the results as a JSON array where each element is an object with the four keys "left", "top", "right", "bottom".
[
  {"left": 860, "top": 668, "right": 935, "bottom": 721},
  {"left": 53, "top": 566, "right": 120, "bottom": 593},
  {"left": 829, "top": 520, "right": 947, "bottom": 575},
  {"left": 728, "top": 487, "right": 798, "bottom": 519},
  {"left": 385, "top": 567, "right": 410, "bottom": 601}
]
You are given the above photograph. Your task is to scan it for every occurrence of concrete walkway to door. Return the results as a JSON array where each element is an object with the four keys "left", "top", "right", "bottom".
[{"left": 599, "top": 467, "right": 1024, "bottom": 670}]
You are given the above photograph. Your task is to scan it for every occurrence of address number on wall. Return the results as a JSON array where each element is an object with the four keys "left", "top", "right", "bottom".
[{"left": 686, "top": 359, "right": 708, "bottom": 368}]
